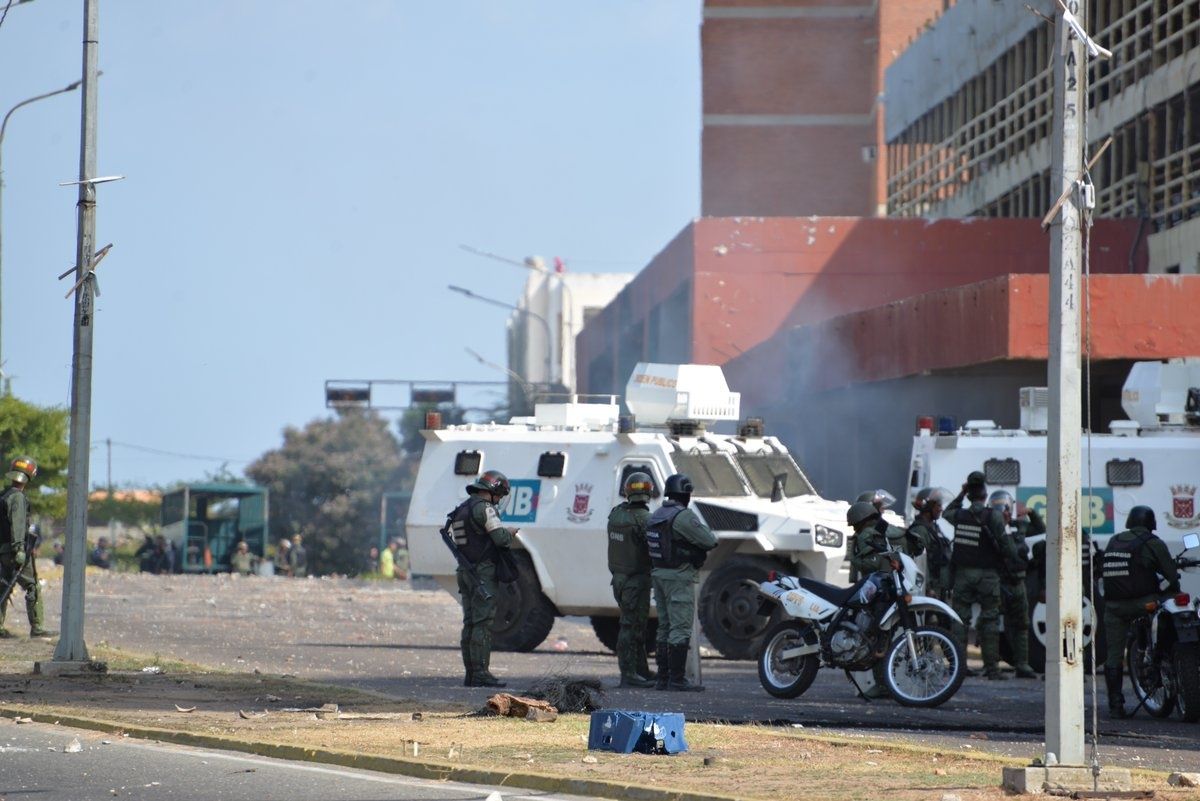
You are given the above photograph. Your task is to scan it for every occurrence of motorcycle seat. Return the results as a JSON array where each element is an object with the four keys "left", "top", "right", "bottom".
[{"left": 797, "top": 576, "right": 864, "bottom": 608}]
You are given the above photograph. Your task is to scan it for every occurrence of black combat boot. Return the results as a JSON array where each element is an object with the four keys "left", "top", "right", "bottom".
[
  {"left": 636, "top": 643, "right": 656, "bottom": 681},
  {"left": 654, "top": 646, "right": 670, "bottom": 690},
  {"left": 470, "top": 671, "right": 506, "bottom": 688},
  {"left": 667, "top": 641, "right": 704, "bottom": 692},
  {"left": 1105, "top": 666, "right": 1129, "bottom": 719}
]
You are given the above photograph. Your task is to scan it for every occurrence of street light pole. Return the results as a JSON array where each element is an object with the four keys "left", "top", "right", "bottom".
[
  {"left": 54, "top": 0, "right": 101, "bottom": 666},
  {"left": 0, "top": 79, "right": 82, "bottom": 387},
  {"left": 447, "top": 284, "right": 553, "bottom": 387}
]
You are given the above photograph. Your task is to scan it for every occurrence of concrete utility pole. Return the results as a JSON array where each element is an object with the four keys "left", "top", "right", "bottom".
[
  {"left": 54, "top": 0, "right": 101, "bottom": 666},
  {"left": 1045, "top": 0, "right": 1085, "bottom": 767}
]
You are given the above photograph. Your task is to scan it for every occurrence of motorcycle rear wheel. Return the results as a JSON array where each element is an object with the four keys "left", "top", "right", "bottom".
[
  {"left": 1173, "top": 643, "right": 1200, "bottom": 723},
  {"left": 756, "top": 620, "right": 820, "bottom": 699},
  {"left": 881, "top": 625, "right": 965, "bottom": 708},
  {"left": 1126, "top": 620, "right": 1176, "bottom": 719}
]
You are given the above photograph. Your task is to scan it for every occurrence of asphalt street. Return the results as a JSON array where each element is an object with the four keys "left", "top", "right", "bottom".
[
  {"left": 0, "top": 719, "right": 599, "bottom": 801},
  {"left": 23, "top": 572, "right": 1200, "bottom": 773}
]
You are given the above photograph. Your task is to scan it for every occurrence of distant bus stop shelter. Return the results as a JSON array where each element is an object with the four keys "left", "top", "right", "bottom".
[{"left": 160, "top": 483, "right": 269, "bottom": 573}]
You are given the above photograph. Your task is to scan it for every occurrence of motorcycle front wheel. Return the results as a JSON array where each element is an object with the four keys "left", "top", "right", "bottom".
[
  {"left": 881, "top": 625, "right": 965, "bottom": 708},
  {"left": 757, "top": 620, "right": 820, "bottom": 699},
  {"left": 1126, "top": 620, "right": 1176, "bottom": 718}
]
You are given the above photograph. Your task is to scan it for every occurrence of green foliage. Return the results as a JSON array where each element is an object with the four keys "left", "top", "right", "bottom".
[
  {"left": 0, "top": 394, "right": 69, "bottom": 519},
  {"left": 87, "top": 491, "right": 161, "bottom": 530},
  {"left": 247, "top": 409, "right": 404, "bottom": 576}
]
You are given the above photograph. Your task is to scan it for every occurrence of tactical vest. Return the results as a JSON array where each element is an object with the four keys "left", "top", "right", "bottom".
[
  {"left": 607, "top": 502, "right": 650, "bottom": 574},
  {"left": 0, "top": 488, "right": 15, "bottom": 549},
  {"left": 646, "top": 504, "right": 687, "bottom": 569},
  {"left": 1102, "top": 532, "right": 1160, "bottom": 600},
  {"left": 913, "top": 519, "right": 950, "bottom": 571},
  {"left": 949, "top": 505, "right": 998, "bottom": 570},
  {"left": 449, "top": 496, "right": 497, "bottom": 565}
]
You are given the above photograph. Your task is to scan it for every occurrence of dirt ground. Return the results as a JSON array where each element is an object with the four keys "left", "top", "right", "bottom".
[{"left": 1, "top": 638, "right": 1195, "bottom": 801}]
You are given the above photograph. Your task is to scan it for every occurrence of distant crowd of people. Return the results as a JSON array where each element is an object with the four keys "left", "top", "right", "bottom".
[
  {"left": 367, "top": 538, "right": 408, "bottom": 580},
  {"left": 271, "top": 534, "right": 307, "bottom": 577}
]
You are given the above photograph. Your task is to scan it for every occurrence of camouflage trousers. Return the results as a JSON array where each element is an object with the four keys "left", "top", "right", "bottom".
[
  {"left": 0, "top": 556, "right": 43, "bottom": 633},
  {"left": 611, "top": 571, "right": 651, "bottom": 680},
  {"left": 951, "top": 567, "right": 1002, "bottom": 672},
  {"left": 457, "top": 561, "right": 498, "bottom": 678},
  {"left": 1000, "top": 578, "right": 1030, "bottom": 668},
  {"left": 1104, "top": 596, "right": 1154, "bottom": 670},
  {"left": 652, "top": 572, "right": 696, "bottom": 647}
]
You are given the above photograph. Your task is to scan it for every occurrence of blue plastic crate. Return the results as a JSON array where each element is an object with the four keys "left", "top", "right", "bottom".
[{"left": 588, "top": 711, "right": 688, "bottom": 755}]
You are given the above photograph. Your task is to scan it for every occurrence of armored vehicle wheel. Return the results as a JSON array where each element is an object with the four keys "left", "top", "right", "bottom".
[
  {"left": 1020, "top": 593, "right": 1101, "bottom": 672},
  {"left": 492, "top": 552, "right": 557, "bottom": 652},
  {"left": 699, "top": 557, "right": 782, "bottom": 660},
  {"left": 590, "top": 616, "right": 658, "bottom": 655}
]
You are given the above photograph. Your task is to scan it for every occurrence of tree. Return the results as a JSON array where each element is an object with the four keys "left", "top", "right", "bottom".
[
  {"left": 246, "top": 409, "right": 403, "bottom": 576},
  {"left": 0, "top": 394, "right": 69, "bottom": 519}
]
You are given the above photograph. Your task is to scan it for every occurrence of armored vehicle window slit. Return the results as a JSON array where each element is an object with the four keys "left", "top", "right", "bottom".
[
  {"left": 537, "top": 452, "right": 567, "bottom": 478},
  {"left": 671, "top": 453, "right": 750, "bottom": 497},
  {"left": 735, "top": 453, "right": 816, "bottom": 498},
  {"left": 619, "top": 463, "right": 660, "bottom": 498},
  {"left": 1106, "top": 458, "right": 1144, "bottom": 487},
  {"left": 984, "top": 458, "right": 1020, "bottom": 486},
  {"left": 454, "top": 451, "right": 482, "bottom": 476}
]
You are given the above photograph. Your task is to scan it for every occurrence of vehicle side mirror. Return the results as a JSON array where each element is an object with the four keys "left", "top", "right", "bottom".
[
  {"left": 771, "top": 473, "right": 787, "bottom": 503},
  {"left": 1183, "top": 532, "right": 1200, "bottom": 551}
]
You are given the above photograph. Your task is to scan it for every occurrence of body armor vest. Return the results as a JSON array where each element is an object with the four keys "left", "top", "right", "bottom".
[
  {"left": 646, "top": 504, "right": 686, "bottom": 569},
  {"left": 607, "top": 503, "right": 650, "bottom": 574},
  {"left": 0, "top": 488, "right": 15, "bottom": 548},
  {"left": 448, "top": 496, "right": 496, "bottom": 564},
  {"left": 1102, "top": 532, "right": 1160, "bottom": 600},
  {"left": 949, "top": 506, "right": 998, "bottom": 570}
]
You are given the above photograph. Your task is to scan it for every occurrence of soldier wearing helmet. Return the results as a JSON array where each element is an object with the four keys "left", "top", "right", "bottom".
[
  {"left": 1101, "top": 506, "right": 1179, "bottom": 719},
  {"left": 848, "top": 489, "right": 897, "bottom": 582},
  {"left": 0, "top": 462, "right": 53, "bottom": 639},
  {"left": 908, "top": 487, "right": 953, "bottom": 600},
  {"left": 447, "top": 469, "right": 517, "bottom": 687},
  {"left": 606, "top": 471, "right": 656, "bottom": 688},
  {"left": 846, "top": 499, "right": 924, "bottom": 580},
  {"left": 645, "top": 473, "right": 717, "bottom": 691},
  {"left": 944, "top": 471, "right": 1018, "bottom": 680},
  {"left": 988, "top": 491, "right": 1038, "bottom": 679}
]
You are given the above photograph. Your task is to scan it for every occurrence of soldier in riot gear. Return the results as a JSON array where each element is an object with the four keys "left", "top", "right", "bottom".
[
  {"left": 447, "top": 470, "right": 516, "bottom": 687},
  {"left": 848, "top": 489, "right": 898, "bottom": 582},
  {"left": 989, "top": 491, "right": 1038, "bottom": 678},
  {"left": 1101, "top": 505, "right": 1179, "bottom": 719},
  {"left": 0, "top": 462, "right": 53, "bottom": 639},
  {"left": 847, "top": 500, "right": 923, "bottom": 578},
  {"left": 607, "top": 472, "right": 656, "bottom": 688},
  {"left": 945, "top": 471, "right": 1018, "bottom": 680},
  {"left": 646, "top": 473, "right": 717, "bottom": 692},
  {"left": 908, "top": 487, "right": 953, "bottom": 600}
]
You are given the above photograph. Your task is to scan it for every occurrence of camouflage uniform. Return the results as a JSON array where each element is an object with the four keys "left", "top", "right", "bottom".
[
  {"left": 945, "top": 493, "right": 1017, "bottom": 678},
  {"left": 0, "top": 485, "right": 46, "bottom": 637},
  {"left": 908, "top": 515, "right": 951, "bottom": 599},
  {"left": 647, "top": 500, "right": 718, "bottom": 690},
  {"left": 849, "top": 520, "right": 924, "bottom": 578},
  {"left": 607, "top": 500, "right": 653, "bottom": 686},
  {"left": 450, "top": 494, "right": 515, "bottom": 686},
  {"left": 999, "top": 510, "right": 1041, "bottom": 676},
  {"left": 1102, "top": 527, "right": 1178, "bottom": 669}
]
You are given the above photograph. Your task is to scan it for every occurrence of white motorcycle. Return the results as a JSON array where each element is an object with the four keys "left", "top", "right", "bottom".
[{"left": 753, "top": 551, "right": 967, "bottom": 707}]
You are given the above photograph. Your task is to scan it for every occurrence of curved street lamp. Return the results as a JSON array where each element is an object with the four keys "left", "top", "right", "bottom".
[
  {"left": 447, "top": 284, "right": 554, "bottom": 385},
  {"left": 0, "top": 78, "right": 83, "bottom": 387}
]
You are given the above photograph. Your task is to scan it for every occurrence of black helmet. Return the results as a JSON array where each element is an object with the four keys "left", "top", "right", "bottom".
[
  {"left": 623, "top": 471, "right": 653, "bottom": 503},
  {"left": 914, "top": 486, "right": 951, "bottom": 511},
  {"left": 1126, "top": 505, "right": 1157, "bottom": 532},
  {"left": 467, "top": 470, "right": 510, "bottom": 498},
  {"left": 966, "top": 470, "right": 986, "bottom": 487},
  {"left": 846, "top": 501, "right": 879, "bottom": 528},
  {"left": 664, "top": 473, "right": 693, "bottom": 501}
]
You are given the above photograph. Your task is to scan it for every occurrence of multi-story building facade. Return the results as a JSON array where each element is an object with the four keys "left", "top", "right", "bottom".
[{"left": 885, "top": 0, "right": 1200, "bottom": 273}]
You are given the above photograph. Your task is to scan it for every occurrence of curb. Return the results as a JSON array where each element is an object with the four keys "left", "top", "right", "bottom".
[{"left": 0, "top": 706, "right": 743, "bottom": 801}]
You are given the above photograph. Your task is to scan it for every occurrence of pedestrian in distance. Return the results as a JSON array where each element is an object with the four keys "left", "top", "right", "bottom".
[
  {"left": 229, "top": 540, "right": 258, "bottom": 576},
  {"left": 392, "top": 537, "right": 410, "bottom": 580},
  {"left": 367, "top": 545, "right": 382, "bottom": 575},
  {"left": 446, "top": 470, "right": 517, "bottom": 688},
  {"left": 945, "top": 471, "right": 1018, "bottom": 680},
  {"left": 646, "top": 473, "right": 717, "bottom": 692},
  {"left": 0, "top": 456, "right": 54, "bottom": 639},
  {"left": 988, "top": 491, "right": 1039, "bottom": 678},
  {"left": 288, "top": 534, "right": 308, "bottom": 577},
  {"left": 1101, "top": 505, "right": 1180, "bottom": 719},
  {"left": 88, "top": 536, "right": 113, "bottom": 569},
  {"left": 274, "top": 538, "right": 292, "bottom": 577},
  {"left": 908, "top": 487, "right": 953, "bottom": 600},
  {"left": 607, "top": 471, "right": 656, "bottom": 688}
]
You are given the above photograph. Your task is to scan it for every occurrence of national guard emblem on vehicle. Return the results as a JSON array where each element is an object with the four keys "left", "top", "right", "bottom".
[
  {"left": 567, "top": 483, "right": 594, "bottom": 523},
  {"left": 1167, "top": 484, "right": 1200, "bottom": 529}
]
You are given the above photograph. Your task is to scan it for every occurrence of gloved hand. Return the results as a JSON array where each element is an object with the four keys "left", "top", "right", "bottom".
[{"left": 12, "top": 546, "right": 25, "bottom": 568}]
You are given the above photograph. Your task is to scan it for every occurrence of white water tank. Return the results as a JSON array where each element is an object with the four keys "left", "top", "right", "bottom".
[
  {"left": 1121, "top": 359, "right": 1200, "bottom": 427},
  {"left": 624, "top": 363, "right": 741, "bottom": 426}
]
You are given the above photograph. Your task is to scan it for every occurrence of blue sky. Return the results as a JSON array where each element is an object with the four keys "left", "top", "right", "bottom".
[{"left": 1, "top": 1, "right": 700, "bottom": 486}]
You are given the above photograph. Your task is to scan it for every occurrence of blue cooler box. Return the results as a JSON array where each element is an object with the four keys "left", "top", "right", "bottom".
[{"left": 587, "top": 711, "right": 687, "bottom": 755}]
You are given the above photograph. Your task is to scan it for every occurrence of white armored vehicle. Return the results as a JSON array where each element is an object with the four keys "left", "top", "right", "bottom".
[
  {"left": 906, "top": 358, "right": 1200, "bottom": 668},
  {"left": 407, "top": 363, "right": 855, "bottom": 659}
]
